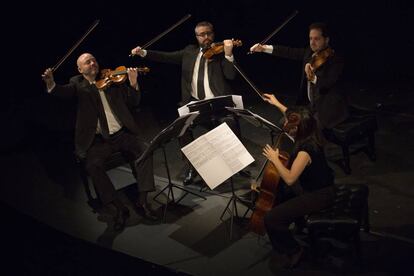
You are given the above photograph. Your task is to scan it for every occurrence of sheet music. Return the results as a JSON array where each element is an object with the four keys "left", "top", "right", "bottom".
[
  {"left": 177, "top": 95, "right": 243, "bottom": 116},
  {"left": 181, "top": 122, "right": 254, "bottom": 190}
]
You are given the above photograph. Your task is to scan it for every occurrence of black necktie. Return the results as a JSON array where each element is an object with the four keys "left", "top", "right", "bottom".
[
  {"left": 95, "top": 91, "right": 110, "bottom": 139},
  {"left": 197, "top": 56, "right": 206, "bottom": 100}
]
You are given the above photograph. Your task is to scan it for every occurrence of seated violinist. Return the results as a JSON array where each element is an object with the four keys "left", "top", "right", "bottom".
[
  {"left": 261, "top": 93, "right": 336, "bottom": 268},
  {"left": 41, "top": 53, "right": 158, "bottom": 230},
  {"left": 131, "top": 21, "right": 244, "bottom": 185}
]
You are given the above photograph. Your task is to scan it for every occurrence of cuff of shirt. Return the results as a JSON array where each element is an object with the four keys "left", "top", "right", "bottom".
[
  {"left": 224, "top": 54, "right": 234, "bottom": 62},
  {"left": 311, "top": 75, "right": 317, "bottom": 84},
  {"left": 47, "top": 82, "right": 56, "bottom": 93},
  {"left": 264, "top": 45, "right": 273, "bottom": 54}
]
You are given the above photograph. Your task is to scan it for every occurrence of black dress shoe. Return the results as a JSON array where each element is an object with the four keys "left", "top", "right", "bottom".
[
  {"left": 113, "top": 207, "right": 130, "bottom": 231},
  {"left": 183, "top": 168, "right": 197, "bottom": 185},
  {"left": 136, "top": 203, "right": 158, "bottom": 221}
]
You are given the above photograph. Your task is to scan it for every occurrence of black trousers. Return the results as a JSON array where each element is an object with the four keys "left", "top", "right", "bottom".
[
  {"left": 264, "top": 185, "right": 335, "bottom": 255},
  {"left": 84, "top": 130, "right": 154, "bottom": 205}
]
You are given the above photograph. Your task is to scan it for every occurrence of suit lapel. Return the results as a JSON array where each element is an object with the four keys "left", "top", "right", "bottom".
[
  {"left": 104, "top": 86, "right": 122, "bottom": 116},
  {"left": 79, "top": 78, "right": 101, "bottom": 114},
  {"left": 189, "top": 47, "right": 199, "bottom": 79}
]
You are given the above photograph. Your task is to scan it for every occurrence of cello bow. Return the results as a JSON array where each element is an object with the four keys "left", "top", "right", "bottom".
[{"left": 233, "top": 62, "right": 266, "bottom": 101}]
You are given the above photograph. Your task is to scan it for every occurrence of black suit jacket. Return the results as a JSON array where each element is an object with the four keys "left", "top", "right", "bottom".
[
  {"left": 145, "top": 44, "right": 236, "bottom": 105},
  {"left": 51, "top": 75, "right": 141, "bottom": 157},
  {"left": 272, "top": 45, "right": 348, "bottom": 129}
]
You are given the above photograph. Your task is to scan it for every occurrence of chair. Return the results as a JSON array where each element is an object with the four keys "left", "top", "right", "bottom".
[
  {"left": 76, "top": 151, "right": 136, "bottom": 212},
  {"left": 306, "top": 183, "right": 370, "bottom": 264},
  {"left": 325, "top": 106, "right": 378, "bottom": 174}
]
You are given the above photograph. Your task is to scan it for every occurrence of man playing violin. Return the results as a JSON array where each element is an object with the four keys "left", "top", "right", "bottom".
[
  {"left": 250, "top": 22, "right": 348, "bottom": 130},
  {"left": 131, "top": 21, "right": 243, "bottom": 185},
  {"left": 42, "top": 53, "right": 158, "bottom": 230}
]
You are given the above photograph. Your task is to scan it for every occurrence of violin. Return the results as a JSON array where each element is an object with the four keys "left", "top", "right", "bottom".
[
  {"left": 95, "top": 66, "right": 150, "bottom": 90},
  {"left": 202, "top": 39, "right": 242, "bottom": 59},
  {"left": 310, "top": 47, "right": 334, "bottom": 71}
]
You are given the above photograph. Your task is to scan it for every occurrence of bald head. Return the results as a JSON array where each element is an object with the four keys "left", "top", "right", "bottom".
[
  {"left": 76, "top": 53, "right": 99, "bottom": 80},
  {"left": 77, "top": 53, "right": 94, "bottom": 67}
]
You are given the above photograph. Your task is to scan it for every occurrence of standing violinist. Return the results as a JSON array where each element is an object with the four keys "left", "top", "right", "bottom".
[
  {"left": 42, "top": 53, "right": 158, "bottom": 231},
  {"left": 261, "top": 93, "right": 336, "bottom": 268},
  {"left": 131, "top": 21, "right": 242, "bottom": 185},
  {"left": 250, "top": 22, "right": 348, "bottom": 130}
]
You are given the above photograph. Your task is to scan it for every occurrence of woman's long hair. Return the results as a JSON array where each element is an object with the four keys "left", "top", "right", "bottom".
[{"left": 284, "top": 106, "right": 324, "bottom": 157}]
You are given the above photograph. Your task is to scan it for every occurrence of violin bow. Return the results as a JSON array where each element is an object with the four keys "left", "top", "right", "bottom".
[
  {"left": 51, "top": 19, "right": 100, "bottom": 72},
  {"left": 129, "top": 14, "right": 192, "bottom": 57},
  {"left": 247, "top": 10, "right": 298, "bottom": 54}
]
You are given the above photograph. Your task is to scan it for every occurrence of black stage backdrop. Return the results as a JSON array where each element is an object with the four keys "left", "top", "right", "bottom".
[{"left": 2, "top": 0, "right": 413, "bottom": 152}]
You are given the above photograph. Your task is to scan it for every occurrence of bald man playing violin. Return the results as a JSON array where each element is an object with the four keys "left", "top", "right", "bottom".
[
  {"left": 131, "top": 21, "right": 244, "bottom": 185},
  {"left": 250, "top": 22, "right": 349, "bottom": 130},
  {"left": 42, "top": 53, "right": 158, "bottom": 230}
]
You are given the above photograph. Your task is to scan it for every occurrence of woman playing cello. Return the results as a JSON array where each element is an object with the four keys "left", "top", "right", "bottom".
[{"left": 261, "top": 93, "right": 336, "bottom": 268}]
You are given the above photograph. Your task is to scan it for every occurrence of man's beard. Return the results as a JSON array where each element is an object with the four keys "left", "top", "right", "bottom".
[{"left": 201, "top": 40, "right": 213, "bottom": 50}]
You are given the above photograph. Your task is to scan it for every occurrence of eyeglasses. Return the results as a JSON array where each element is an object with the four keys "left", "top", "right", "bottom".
[{"left": 196, "top": 31, "right": 214, "bottom": 37}]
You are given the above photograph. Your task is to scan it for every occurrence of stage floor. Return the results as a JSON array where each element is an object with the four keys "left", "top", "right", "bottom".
[{"left": 1, "top": 81, "right": 414, "bottom": 275}]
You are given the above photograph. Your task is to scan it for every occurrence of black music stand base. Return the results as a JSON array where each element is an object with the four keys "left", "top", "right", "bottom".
[
  {"left": 153, "top": 146, "right": 206, "bottom": 222},
  {"left": 219, "top": 177, "right": 251, "bottom": 240}
]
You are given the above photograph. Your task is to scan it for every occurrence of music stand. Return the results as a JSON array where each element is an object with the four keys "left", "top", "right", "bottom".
[
  {"left": 135, "top": 113, "right": 206, "bottom": 222},
  {"left": 187, "top": 95, "right": 235, "bottom": 112},
  {"left": 217, "top": 175, "right": 253, "bottom": 240},
  {"left": 183, "top": 96, "right": 242, "bottom": 194},
  {"left": 181, "top": 120, "right": 254, "bottom": 240},
  {"left": 186, "top": 95, "right": 238, "bottom": 125},
  {"left": 226, "top": 107, "right": 283, "bottom": 144}
]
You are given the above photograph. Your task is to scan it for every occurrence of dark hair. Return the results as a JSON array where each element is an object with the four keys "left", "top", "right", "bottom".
[
  {"left": 284, "top": 106, "right": 324, "bottom": 153},
  {"left": 195, "top": 21, "right": 214, "bottom": 32},
  {"left": 309, "top": 22, "right": 330, "bottom": 38}
]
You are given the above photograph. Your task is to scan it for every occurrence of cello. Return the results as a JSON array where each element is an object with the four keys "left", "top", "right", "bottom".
[
  {"left": 248, "top": 132, "right": 291, "bottom": 235},
  {"left": 233, "top": 63, "right": 298, "bottom": 235},
  {"left": 248, "top": 111, "right": 299, "bottom": 235},
  {"left": 231, "top": 62, "right": 295, "bottom": 235}
]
